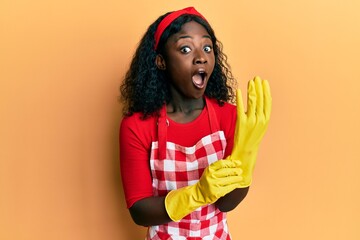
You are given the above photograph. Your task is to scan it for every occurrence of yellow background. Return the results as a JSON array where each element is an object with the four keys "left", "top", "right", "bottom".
[{"left": 1, "top": 0, "right": 359, "bottom": 239}]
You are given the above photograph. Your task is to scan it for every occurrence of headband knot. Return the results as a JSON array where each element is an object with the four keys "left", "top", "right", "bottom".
[{"left": 154, "top": 7, "right": 207, "bottom": 50}]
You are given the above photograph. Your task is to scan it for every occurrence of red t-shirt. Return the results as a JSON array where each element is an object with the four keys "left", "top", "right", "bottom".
[{"left": 119, "top": 98, "right": 236, "bottom": 208}]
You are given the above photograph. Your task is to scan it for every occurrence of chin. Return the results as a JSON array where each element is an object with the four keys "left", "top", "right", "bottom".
[{"left": 191, "top": 91, "right": 206, "bottom": 100}]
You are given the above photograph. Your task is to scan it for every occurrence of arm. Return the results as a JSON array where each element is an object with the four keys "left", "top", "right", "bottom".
[
  {"left": 120, "top": 116, "right": 166, "bottom": 226},
  {"left": 121, "top": 119, "right": 171, "bottom": 226},
  {"left": 215, "top": 187, "right": 249, "bottom": 212},
  {"left": 129, "top": 158, "right": 243, "bottom": 226},
  {"left": 129, "top": 196, "right": 171, "bottom": 227},
  {"left": 216, "top": 77, "right": 272, "bottom": 212},
  {"left": 128, "top": 160, "right": 244, "bottom": 226}
]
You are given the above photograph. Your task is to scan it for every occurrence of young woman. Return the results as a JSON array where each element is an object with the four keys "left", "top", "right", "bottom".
[{"left": 119, "top": 7, "right": 272, "bottom": 239}]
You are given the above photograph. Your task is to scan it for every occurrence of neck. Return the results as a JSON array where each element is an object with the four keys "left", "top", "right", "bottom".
[{"left": 166, "top": 94, "right": 205, "bottom": 115}]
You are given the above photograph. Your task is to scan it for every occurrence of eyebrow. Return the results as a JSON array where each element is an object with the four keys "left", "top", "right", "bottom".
[{"left": 175, "top": 35, "right": 211, "bottom": 42}]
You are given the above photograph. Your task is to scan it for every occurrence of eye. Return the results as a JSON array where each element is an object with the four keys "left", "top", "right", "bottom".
[
  {"left": 180, "top": 46, "right": 191, "bottom": 53},
  {"left": 204, "top": 45, "right": 212, "bottom": 53}
]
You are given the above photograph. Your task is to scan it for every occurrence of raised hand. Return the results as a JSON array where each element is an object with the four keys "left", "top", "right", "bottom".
[{"left": 227, "top": 76, "right": 272, "bottom": 187}]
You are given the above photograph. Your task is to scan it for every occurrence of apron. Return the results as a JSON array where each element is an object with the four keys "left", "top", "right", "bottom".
[{"left": 147, "top": 97, "right": 231, "bottom": 240}]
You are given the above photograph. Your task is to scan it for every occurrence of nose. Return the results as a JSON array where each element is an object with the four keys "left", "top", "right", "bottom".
[{"left": 193, "top": 50, "right": 207, "bottom": 65}]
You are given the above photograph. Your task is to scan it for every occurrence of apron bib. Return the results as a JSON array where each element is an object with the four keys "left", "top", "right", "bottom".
[{"left": 147, "top": 98, "right": 231, "bottom": 240}]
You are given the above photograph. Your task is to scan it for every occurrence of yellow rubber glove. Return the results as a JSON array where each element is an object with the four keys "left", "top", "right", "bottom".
[
  {"left": 226, "top": 76, "right": 272, "bottom": 187},
  {"left": 165, "top": 159, "right": 243, "bottom": 221}
]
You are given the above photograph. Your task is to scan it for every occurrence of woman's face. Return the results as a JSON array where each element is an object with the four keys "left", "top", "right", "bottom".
[{"left": 161, "top": 21, "right": 215, "bottom": 100}]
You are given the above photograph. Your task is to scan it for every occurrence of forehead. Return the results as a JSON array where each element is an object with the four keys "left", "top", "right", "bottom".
[{"left": 171, "top": 21, "right": 210, "bottom": 39}]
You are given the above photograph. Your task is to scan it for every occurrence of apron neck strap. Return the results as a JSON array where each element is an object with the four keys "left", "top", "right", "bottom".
[
  {"left": 158, "top": 105, "right": 168, "bottom": 160},
  {"left": 205, "top": 97, "right": 220, "bottom": 133}
]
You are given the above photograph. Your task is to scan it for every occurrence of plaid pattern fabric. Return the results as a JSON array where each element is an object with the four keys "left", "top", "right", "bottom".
[{"left": 147, "top": 130, "right": 231, "bottom": 240}]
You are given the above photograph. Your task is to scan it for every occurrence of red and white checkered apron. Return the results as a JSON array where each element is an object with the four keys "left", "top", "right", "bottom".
[{"left": 146, "top": 98, "right": 232, "bottom": 240}]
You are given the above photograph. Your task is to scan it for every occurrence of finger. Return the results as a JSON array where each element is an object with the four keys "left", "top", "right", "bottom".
[
  {"left": 236, "top": 88, "right": 246, "bottom": 119},
  {"left": 209, "top": 159, "right": 238, "bottom": 171},
  {"left": 247, "top": 79, "right": 256, "bottom": 116},
  {"left": 218, "top": 175, "right": 244, "bottom": 187},
  {"left": 254, "top": 76, "right": 264, "bottom": 117},
  {"left": 227, "top": 159, "right": 242, "bottom": 167},
  {"left": 262, "top": 79, "right": 272, "bottom": 120},
  {"left": 213, "top": 167, "right": 243, "bottom": 178},
  {"left": 235, "top": 160, "right": 242, "bottom": 168}
]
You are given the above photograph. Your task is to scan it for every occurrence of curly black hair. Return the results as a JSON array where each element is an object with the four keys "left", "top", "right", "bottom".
[{"left": 120, "top": 11, "right": 236, "bottom": 119}]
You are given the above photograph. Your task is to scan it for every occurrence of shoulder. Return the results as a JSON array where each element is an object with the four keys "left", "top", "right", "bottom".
[
  {"left": 207, "top": 98, "right": 236, "bottom": 116},
  {"left": 121, "top": 112, "right": 156, "bottom": 128},
  {"left": 120, "top": 112, "right": 158, "bottom": 147}
]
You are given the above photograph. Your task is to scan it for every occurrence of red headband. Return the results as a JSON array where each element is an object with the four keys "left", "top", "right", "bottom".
[{"left": 154, "top": 7, "right": 207, "bottom": 50}]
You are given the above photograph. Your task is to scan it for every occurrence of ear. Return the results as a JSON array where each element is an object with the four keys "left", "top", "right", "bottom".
[{"left": 155, "top": 54, "right": 166, "bottom": 70}]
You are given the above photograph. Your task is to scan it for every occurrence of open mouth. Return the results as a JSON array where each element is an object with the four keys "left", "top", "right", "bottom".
[{"left": 192, "top": 70, "right": 207, "bottom": 89}]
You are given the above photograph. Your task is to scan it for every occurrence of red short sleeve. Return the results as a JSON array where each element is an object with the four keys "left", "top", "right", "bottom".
[{"left": 119, "top": 114, "right": 156, "bottom": 208}]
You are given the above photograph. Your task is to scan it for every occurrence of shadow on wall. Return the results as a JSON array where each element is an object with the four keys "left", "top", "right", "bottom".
[{"left": 111, "top": 100, "right": 148, "bottom": 240}]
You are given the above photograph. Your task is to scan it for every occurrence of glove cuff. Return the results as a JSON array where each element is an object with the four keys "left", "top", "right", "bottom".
[{"left": 164, "top": 185, "right": 206, "bottom": 222}]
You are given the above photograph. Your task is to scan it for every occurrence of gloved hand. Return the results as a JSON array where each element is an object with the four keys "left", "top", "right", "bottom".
[
  {"left": 226, "top": 76, "right": 272, "bottom": 187},
  {"left": 165, "top": 159, "right": 243, "bottom": 221}
]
